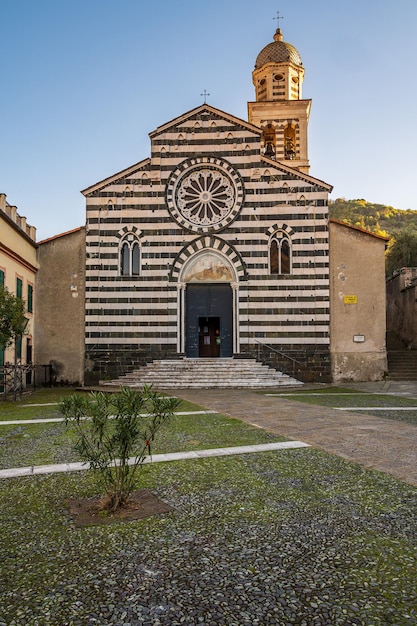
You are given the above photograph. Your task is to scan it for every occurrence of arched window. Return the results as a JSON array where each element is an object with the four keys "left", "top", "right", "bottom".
[
  {"left": 284, "top": 124, "right": 296, "bottom": 160},
  {"left": 270, "top": 233, "right": 292, "bottom": 275},
  {"left": 121, "top": 242, "right": 130, "bottom": 276},
  {"left": 270, "top": 239, "right": 279, "bottom": 274},
  {"left": 132, "top": 242, "right": 140, "bottom": 275},
  {"left": 281, "top": 238, "right": 291, "bottom": 274},
  {"left": 120, "top": 237, "right": 140, "bottom": 276},
  {"left": 263, "top": 123, "right": 276, "bottom": 158}
]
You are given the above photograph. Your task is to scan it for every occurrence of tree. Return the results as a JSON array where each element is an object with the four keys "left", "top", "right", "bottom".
[
  {"left": 0, "top": 285, "right": 28, "bottom": 351},
  {"left": 59, "top": 386, "right": 180, "bottom": 513},
  {"left": 386, "top": 228, "right": 417, "bottom": 275}
]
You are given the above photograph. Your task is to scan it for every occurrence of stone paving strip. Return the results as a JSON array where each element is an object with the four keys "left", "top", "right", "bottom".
[
  {"left": 335, "top": 407, "right": 417, "bottom": 411},
  {"left": 0, "top": 440, "right": 310, "bottom": 479},
  {"left": 0, "top": 410, "right": 218, "bottom": 426},
  {"left": 266, "top": 392, "right": 366, "bottom": 396},
  {"left": 17, "top": 402, "right": 61, "bottom": 407},
  {"left": 266, "top": 392, "right": 417, "bottom": 397},
  {"left": 17, "top": 398, "right": 179, "bottom": 408}
]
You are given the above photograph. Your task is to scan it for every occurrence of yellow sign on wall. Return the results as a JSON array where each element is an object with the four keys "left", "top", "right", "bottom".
[{"left": 344, "top": 295, "right": 358, "bottom": 304}]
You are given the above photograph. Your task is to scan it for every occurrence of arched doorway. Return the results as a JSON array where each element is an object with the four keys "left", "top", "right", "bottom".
[{"left": 180, "top": 251, "right": 236, "bottom": 358}]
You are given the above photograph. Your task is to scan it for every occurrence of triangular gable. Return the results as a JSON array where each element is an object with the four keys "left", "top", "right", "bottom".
[
  {"left": 81, "top": 158, "right": 151, "bottom": 196},
  {"left": 260, "top": 155, "right": 333, "bottom": 192},
  {"left": 149, "top": 104, "right": 262, "bottom": 139}
]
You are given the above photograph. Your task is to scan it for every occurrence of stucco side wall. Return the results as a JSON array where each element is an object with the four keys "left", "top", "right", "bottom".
[
  {"left": 331, "top": 352, "right": 388, "bottom": 382},
  {"left": 329, "top": 222, "right": 387, "bottom": 381},
  {"left": 386, "top": 268, "right": 417, "bottom": 349},
  {"left": 35, "top": 228, "right": 85, "bottom": 384}
]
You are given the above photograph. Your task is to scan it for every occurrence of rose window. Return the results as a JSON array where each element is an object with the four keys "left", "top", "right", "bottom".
[
  {"left": 177, "top": 169, "right": 234, "bottom": 226},
  {"left": 166, "top": 157, "right": 244, "bottom": 233}
]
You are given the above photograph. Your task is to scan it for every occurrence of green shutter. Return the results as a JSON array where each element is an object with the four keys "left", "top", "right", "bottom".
[
  {"left": 0, "top": 270, "right": 4, "bottom": 287},
  {"left": 16, "top": 277, "right": 23, "bottom": 298},
  {"left": 27, "top": 284, "right": 33, "bottom": 313},
  {"left": 0, "top": 349, "right": 3, "bottom": 392}
]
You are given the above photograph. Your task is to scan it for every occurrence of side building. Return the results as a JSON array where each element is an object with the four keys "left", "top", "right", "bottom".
[
  {"left": 35, "top": 227, "right": 85, "bottom": 385},
  {"left": 0, "top": 193, "right": 38, "bottom": 389},
  {"left": 329, "top": 220, "right": 388, "bottom": 381}
]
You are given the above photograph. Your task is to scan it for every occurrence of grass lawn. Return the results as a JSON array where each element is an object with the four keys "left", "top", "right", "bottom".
[
  {"left": 0, "top": 388, "right": 416, "bottom": 625},
  {"left": 266, "top": 387, "right": 417, "bottom": 425}
]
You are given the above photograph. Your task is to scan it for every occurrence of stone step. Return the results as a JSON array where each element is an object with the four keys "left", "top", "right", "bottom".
[
  {"left": 386, "top": 371, "right": 417, "bottom": 380},
  {"left": 388, "top": 356, "right": 417, "bottom": 365},
  {"left": 387, "top": 350, "right": 417, "bottom": 380},
  {"left": 100, "top": 358, "right": 303, "bottom": 389}
]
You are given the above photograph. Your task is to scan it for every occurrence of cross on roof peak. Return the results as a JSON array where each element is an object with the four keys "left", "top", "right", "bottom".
[
  {"left": 201, "top": 89, "right": 210, "bottom": 104},
  {"left": 273, "top": 10, "right": 284, "bottom": 30}
]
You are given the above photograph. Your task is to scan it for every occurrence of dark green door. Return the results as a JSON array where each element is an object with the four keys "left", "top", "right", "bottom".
[{"left": 186, "top": 284, "right": 233, "bottom": 358}]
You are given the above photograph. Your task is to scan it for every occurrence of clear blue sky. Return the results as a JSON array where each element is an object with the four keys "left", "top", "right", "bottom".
[{"left": 1, "top": 0, "right": 416, "bottom": 241}]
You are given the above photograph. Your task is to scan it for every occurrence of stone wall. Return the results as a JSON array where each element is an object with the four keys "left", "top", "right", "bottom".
[
  {"left": 35, "top": 228, "right": 85, "bottom": 384},
  {"left": 386, "top": 268, "right": 417, "bottom": 349}
]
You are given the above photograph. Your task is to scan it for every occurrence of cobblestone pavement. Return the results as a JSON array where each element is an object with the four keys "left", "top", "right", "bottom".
[{"left": 175, "top": 381, "right": 417, "bottom": 486}]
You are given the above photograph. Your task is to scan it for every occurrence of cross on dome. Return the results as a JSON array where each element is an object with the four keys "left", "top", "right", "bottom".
[{"left": 273, "top": 10, "right": 284, "bottom": 29}]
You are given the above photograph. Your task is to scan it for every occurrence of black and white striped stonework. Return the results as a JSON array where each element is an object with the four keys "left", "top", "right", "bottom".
[{"left": 83, "top": 105, "right": 331, "bottom": 382}]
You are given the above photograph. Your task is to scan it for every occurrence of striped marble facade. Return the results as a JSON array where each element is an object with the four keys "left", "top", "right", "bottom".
[{"left": 83, "top": 104, "right": 332, "bottom": 382}]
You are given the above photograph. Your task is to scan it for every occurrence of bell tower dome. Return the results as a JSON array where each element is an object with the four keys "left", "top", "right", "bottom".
[{"left": 248, "top": 26, "right": 311, "bottom": 173}]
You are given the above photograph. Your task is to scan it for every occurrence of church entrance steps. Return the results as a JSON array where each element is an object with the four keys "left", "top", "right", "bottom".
[
  {"left": 387, "top": 350, "right": 417, "bottom": 381},
  {"left": 100, "top": 358, "right": 303, "bottom": 389}
]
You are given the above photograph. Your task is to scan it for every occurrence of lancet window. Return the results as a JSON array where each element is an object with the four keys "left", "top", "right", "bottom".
[
  {"left": 270, "top": 232, "right": 292, "bottom": 275},
  {"left": 120, "top": 236, "right": 140, "bottom": 276}
]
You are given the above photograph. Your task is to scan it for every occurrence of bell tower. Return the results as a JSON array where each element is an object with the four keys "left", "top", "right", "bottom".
[{"left": 248, "top": 25, "right": 311, "bottom": 173}]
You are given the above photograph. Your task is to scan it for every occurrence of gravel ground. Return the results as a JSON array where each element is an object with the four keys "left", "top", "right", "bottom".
[
  {"left": 0, "top": 422, "right": 76, "bottom": 469},
  {"left": 1, "top": 449, "right": 417, "bottom": 626}
]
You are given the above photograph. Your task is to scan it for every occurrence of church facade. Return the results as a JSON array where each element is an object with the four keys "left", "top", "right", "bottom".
[{"left": 82, "top": 27, "right": 333, "bottom": 383}]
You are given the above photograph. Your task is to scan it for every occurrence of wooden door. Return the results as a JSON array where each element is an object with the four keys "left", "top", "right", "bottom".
[{"left": 198, "top": 317, "right": 220, "bottom": 357}]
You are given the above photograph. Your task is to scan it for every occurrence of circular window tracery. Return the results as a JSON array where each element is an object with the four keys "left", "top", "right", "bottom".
[
  {"left": 177, "top": 169, "right": 234, "bottom": 226},
  {"left": 166, "top": 157, "right": 244, "bottom": 232}
]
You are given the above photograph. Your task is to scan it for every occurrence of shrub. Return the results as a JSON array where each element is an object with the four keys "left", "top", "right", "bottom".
[{"left": 59, "top": 386, "right": 180, "bottom": 512}]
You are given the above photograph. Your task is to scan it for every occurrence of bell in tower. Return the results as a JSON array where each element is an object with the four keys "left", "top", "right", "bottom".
[{"left": 263, "top": 123, "right": 276, "bottom": 159}]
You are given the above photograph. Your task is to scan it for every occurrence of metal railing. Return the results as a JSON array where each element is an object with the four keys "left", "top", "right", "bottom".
[
  {"left": 255, "top": 340, "right": 303, "bottom": 378},
  {"left": 0, "top": 364, "right": 52, "bottom": 400}
]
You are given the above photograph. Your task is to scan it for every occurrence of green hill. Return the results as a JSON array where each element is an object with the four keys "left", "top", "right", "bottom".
[{"left": 329, "top": 198, "right": 417, "bottom": 238}]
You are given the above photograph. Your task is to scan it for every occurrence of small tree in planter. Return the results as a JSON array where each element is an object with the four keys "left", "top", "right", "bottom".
[{"left": 60, "top": 386, "right": 180, "bottom": 513}]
